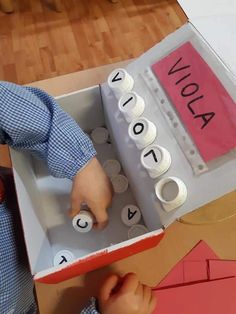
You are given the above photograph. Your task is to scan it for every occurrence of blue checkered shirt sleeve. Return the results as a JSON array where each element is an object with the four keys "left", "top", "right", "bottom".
[
  {"left": 80, "top": 297, "right": 100, "bottom": 314},
  {"left": 0, "top": 81, "right": 96, "bottom": 179}
]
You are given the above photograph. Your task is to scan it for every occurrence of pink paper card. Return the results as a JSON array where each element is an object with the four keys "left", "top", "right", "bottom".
[
  {"left": 183, "top": 261, "right": 208, "bottom": 282},
  {"left": 156, "top": 241, "right": 218, "bottom": 289},
  {"left": 209, "top": 260, "right": 236, "bottom": 280},
  {"left": 154, "top": 277, "right": 236, "bottom": 314},
  {"left": 152, "top": 42, "right": 236, "bottom": 162}
]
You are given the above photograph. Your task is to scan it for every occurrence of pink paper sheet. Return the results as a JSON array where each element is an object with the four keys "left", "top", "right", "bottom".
[
  {"left": 154, "top": 277, "right": 236, "bottom": 314},
  {"left": 156, "top": 241, "right": 218, "bottom": 288},
  {"left": 152, "top": 42, "right": 236, "bottom": 162},
  {"left": 209, "top": 260, "right": 236, "bottom": 280}
]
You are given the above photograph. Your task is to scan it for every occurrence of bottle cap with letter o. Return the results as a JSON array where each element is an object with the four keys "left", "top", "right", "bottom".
[
  {"left": 141, "top": 144, "right": 171, "bottom": 178},
  {"left": 128, "top": 117, "right": 157, "bottom": 149},
  {"left": 72, "top": 210, "right": 94, "bottom": 233},
  {"left": 108, "top": 68, "right": 134, "bottom": 98},
  {"left": 118, "top": 91, "right": 145, "bottom": 122}
]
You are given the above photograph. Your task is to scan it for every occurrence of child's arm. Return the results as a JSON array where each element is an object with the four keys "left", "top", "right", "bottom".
[{"left": 0, "top": 81, "right": 112, "bottom": 227}]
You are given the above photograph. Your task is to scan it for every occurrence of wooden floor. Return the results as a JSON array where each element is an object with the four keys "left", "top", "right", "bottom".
[{"left": 0, "top": 0, "right": 186, "bottom": 85}]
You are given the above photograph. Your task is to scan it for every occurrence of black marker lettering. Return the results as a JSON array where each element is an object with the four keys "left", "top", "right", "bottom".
[
  {"left": 144, "top": 149, "right": 158, "bottom": 163},
  {"left": 122, "top": 96, "right": 133, "bottom": 107},
  {"left": 194, "top": 112, "right": 215, "bottom": 129},
  {"left": 168, "top": 57, "right": 191, "bottom": 75},
  {"left": 128, "top": 208, "right": 137, "bottom": 220},
  {"left": 133, "top": 122, "right": 144, "bottom": 135},
  {"left": 112, "top": 72, "right": 122, "bottom": 82},
  {"left": 181, "top": 83, "right": 199, "bottom": 97},
  {"left": 175, "top": 73, "right": 191, "bottom": 85},
  {"left": 165, "top": 55, "right": 215, "bottom": 129},
  {"left": 59, "top": 256, "right": 67, "bottom": 264},
  {"left": 77, "top": 219, "right": 88, "bottom": 229},
  {"left": 187, "top": 95, "right": 204, "bottom": 115}
]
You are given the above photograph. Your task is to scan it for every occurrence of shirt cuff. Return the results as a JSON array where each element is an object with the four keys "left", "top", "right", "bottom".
[{"left": 80, "top": 297, "right": 100, "bottom": 314}]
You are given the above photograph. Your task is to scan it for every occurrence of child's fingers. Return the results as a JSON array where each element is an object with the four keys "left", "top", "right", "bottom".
[
  {"left": 120, "top": 273, "right": 140, "bottom": 293},
  {"left": 149, "top": 291, "right": 158, "bottom": 313},
  {"left": 135, "top": 283, "right": 144, "bottom": 297},
  {"left": 99, "top": 274, "right": 120, "bottom": 302},
  {"left": 87, "top": 201, "right": 109, "bottom": 230},
  {"left": 69, "top": 191, "right": 83, "bottom": 218},
  {"left": 143, "top": 285, "right": 152, "bottom": 305}
]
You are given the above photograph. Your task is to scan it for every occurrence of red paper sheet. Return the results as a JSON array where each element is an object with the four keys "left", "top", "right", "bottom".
[
  {"left": 154, "top": 277, "right": 236, "bottom": 314},
  {"left": 152, "top": 42, "right": 236, "bottom": 162},
  {"left": 183, "top": 261, "right": 208, "bottom": 282},
  {"left": 156, "top": 241, "right": 218, "bottom": 288},
  {"left": 209, "top": 260, "right": 236, "bottom": 280}
]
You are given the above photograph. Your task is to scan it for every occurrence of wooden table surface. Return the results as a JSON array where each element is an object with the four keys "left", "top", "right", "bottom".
[
  {"left": 1, "top": 61, "right": 236, "bottom": 314},
  {"left": 0, "top": 0, "right": 63, "bottom": 12}
]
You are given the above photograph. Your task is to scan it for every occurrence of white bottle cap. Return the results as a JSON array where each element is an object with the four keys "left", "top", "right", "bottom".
[
  {"left": 128, "top": 117, "right": 157, "bottom": 149},
  {"left": 72, "top": 210, "right": 94, "bottom": 233},
  {"left": 107, "top": 68, "right": 134, "bottom": 98},
  {"left": 128, "top": 224, "right": 149, "bottom": 239},
  {"left": 155, "top": 177, "right": 187, "bottom": 212},
  {"left": 118, "top": 91, "right": 145, "bottom": 123},
  {"left": 103, "top": 159, "right": 121, "bottom": 178},
  {"left": 111, "top": 174, "right": 129, "bottom": 193},
  {"left": 141, "top": 145, "right": 171, "bottom": 178},
  {"left": 91, "top": 127, "right": 109, "bottom": 144},
  {"left": 53, "top": 250, "right": 75, "bottom": 266},
  {"left": 121, "top": 204, "right": 142, "bottom": 226}
]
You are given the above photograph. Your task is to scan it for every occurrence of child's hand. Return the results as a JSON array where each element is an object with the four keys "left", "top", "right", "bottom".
[
  {"left": 98, "top": 273, "right": 157, "bottom": 314},
  {"left": 69, "top": 157, "right": 113, "bottom": 229}
]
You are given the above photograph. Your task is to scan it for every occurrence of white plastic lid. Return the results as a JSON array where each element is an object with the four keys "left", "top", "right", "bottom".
[
  {"left": 118, "top": 91, "right": 145, "bottom": 123},
  {"left": 111, "top": 174, "right": 129, "bottom": 193},
  {"left": 72, "top": 210, "right": 94, "bottom": 233},
  {"left": 128, "top": 117, "right": 157, "bottom": 149},
  {"left": 103, "top": 159, "right": 121, "bottom": 178},
  {"left": 128, "top": 224, "right": 149, "bottom": 239},
  {"left": 53, "top": 250, "right": 75, "bottom": 266},
  {"left": 91, "top": 127, "right": 109, "bottom": 144},
  {"left": 121, "top": 204, "right": 142, "bottom": 226},
  {"left": 155, "top": 177, "right": 187, "bottom": 212},
  {"left": 107, "top": 68, "right": 134, "bottom": 98},
  {"left": 141, "top": 145, "right": 171, "bottom": 178}
]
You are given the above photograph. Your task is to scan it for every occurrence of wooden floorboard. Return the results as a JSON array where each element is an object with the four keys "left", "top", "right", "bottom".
[{"left": 0, "top": 0, "right": 187, "bottom": 84}]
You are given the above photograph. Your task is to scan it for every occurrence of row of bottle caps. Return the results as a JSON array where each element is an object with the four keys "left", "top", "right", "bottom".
[{"left": 106, "top": 68, "right": 188, "bottom": 212}]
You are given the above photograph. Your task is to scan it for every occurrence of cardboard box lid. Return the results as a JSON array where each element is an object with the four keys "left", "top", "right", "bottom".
[{"left": 178, "top": 0, "right": 236, "bottom": 76}]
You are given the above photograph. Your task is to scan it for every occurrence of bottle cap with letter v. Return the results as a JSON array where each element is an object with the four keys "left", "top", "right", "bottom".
[{"left": 108, "top": 68, "right": 134, "bottom": 98}]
